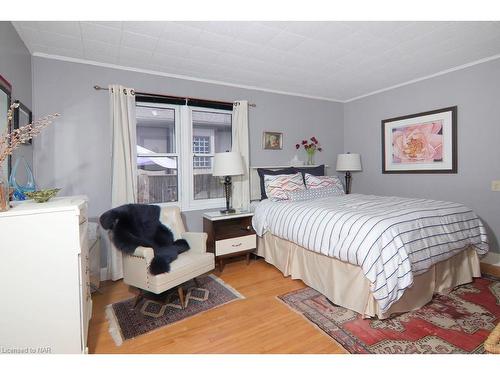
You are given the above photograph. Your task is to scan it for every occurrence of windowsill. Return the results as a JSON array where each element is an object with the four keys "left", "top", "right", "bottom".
[{"left": 155, "top": 199, "right": 225, "bottom": 212}]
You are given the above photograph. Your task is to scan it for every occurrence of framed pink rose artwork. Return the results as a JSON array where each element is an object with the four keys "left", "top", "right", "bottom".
[{"left": 382, "top": 106, "right": 457, "bottom": 173}]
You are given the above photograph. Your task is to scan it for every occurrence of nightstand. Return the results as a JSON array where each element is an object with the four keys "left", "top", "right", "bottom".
[{"left": 203, "top": 211, "right": 256, "bottom": 272}]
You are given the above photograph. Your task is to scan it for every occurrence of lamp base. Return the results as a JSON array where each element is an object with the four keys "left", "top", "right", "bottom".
[
  {"left": 345, "top": 171, "right": 352, "bottom": 194},
  {"left": 221, "top": 176, "right": 235, "bottom": 214}
]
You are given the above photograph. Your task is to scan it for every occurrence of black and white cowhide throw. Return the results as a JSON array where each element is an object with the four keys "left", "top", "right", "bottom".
[{"left": 99, "top": 204, "right": 190, "bottom": 275}]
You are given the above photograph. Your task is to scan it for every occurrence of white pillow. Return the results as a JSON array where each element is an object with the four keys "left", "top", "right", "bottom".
[
  {"left": 305, "top": 173, "right": 344, "bottom": 194},
  {"left": 264, "top": 172, "right": 306, "bottom": 201}
]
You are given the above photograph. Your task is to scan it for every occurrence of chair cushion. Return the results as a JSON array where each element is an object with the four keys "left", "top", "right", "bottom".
[
  {"left": 148, "top": 250, "right": 215, "bottom": 293},
  {"left": 160, "top": 207, "right": 185, "bottom": 240}
]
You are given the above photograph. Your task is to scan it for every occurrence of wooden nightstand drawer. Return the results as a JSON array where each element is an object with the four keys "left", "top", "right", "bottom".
[
  {"left": 213, "top": 220, "right": 255, "bottom": 240},
  {"left": 215, "top": 234, "right": 256, "bottom": 256}
]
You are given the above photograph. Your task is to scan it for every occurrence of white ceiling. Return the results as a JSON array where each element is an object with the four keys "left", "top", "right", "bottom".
[{"left": 12, "top": 21, "right": 500, "bottom": 102}]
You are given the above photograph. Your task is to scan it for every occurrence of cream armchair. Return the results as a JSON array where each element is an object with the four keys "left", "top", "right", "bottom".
[{"left": 121, "top": 206, "right": 214, "bottom": 309}]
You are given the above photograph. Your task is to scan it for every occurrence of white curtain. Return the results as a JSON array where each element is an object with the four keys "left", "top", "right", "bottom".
[
  {"left": 231, "top": 100, "right": 250, "bottom": 211},
  {"left": 106, "top": 84, "right": 137, "bottom": 281}
]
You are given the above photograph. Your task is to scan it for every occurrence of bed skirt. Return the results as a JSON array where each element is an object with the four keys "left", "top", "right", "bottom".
[{"left": 257, "top": 232, "right": 481, "bottom": 319}]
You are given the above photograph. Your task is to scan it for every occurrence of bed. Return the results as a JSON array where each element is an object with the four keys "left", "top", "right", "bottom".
[{"left": 249, "top": 166, "right": 489, "bottom": 319}]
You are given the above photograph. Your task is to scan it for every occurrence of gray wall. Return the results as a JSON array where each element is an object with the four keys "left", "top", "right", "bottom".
[
  {"left": 32, "top": 56, "right": 344, "bottom": 230},
  {"left": 344, "top": 58, "right": 500, "bottom": 253},
  {"left": 31, "top": 49, "right": 500, "bottom": 258},
  {"left": 0, "top": 22, "right": 32, "bottom": 108},
  {"left": 0, "top": 22, "right": 33, "bottom": 176}
]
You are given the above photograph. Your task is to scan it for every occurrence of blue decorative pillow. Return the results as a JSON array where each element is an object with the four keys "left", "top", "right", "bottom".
[{"left": 288, "top": 186, "right": 344, "bottom": 201}]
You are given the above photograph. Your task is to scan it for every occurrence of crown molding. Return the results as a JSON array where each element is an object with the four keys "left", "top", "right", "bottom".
[
  {"left": 343, "top": 53, "right": 500, "bottom": 103},
  {"left": 31, "top": 52, "right": 344, "bottom": 104},
  {"left": 31, "top": 51, "right": 500, "bottom": 104}
]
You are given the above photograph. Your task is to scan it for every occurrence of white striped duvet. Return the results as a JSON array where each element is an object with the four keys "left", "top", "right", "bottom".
[{"left": 252, "top": 194, "right": 489, "bottom": 312}]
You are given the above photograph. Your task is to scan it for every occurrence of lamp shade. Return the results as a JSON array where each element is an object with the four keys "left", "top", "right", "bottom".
[
  {"left": 212, "top": 152, "right": 244, "bottom": 177},
  {"left": 336, "top": 153, "right": 362, "bottom": 171}
]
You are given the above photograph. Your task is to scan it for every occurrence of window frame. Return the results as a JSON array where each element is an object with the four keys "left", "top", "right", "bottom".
[
  {"left": 135, "top": 101, "right": 231, "bottom": 211},
  {"left": 136, "top": 102, "right": 180, "bottom": 205},
  {"left": 185, "top": 105, "right": 232, "bottom": 211}
]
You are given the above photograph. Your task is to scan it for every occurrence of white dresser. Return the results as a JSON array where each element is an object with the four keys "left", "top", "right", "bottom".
[{"left": 0, "top": 196, "right": 92, "bottom": 354}]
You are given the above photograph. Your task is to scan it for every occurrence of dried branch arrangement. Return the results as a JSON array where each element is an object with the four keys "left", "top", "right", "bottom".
[
  {"left": 0, "top": 102, "right": 60, "bottom": 212},
  {"left": 0, "top": 102, "right": 60, "bottom": 165}
]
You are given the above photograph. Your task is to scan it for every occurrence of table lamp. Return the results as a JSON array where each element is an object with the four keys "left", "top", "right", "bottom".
[
  {"left": 212, "top": 151, "right": 244, "bottom": 214},
  {"left": 336, "top": 153, "right": 362, "bottom": 194}
]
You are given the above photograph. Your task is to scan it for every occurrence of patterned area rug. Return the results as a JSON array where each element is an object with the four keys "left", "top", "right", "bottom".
[
  {"left": 106, "top": 274, "right": 244, "bottom": 346},
  {"left": 279, "top": 276, "right": 500, "bottom": 354}
]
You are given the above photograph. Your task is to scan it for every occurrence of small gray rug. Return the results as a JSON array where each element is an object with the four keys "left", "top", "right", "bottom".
[{"left": 106, "top": 274, "right": 244, "bottom": 346}]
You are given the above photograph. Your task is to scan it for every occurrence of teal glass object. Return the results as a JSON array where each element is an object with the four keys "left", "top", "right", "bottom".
[{"left": 9, "top": 157, "right": 36, "bottom": 200}]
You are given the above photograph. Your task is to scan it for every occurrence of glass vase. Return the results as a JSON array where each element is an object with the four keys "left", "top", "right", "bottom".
[
  {"left": 9, "top": 156, "right": 36, "bottom": 200},
  {"left": 0, "top": 167, "right": 9, "bottom": 212},
  {"left": 306, "top": 151, "right": 315, "bottom": 165}
]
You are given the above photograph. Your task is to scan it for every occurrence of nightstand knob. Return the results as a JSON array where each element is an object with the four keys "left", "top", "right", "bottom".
[
  {"left": 232, "top": 243, "right": 242, "bottom": 247},
  {"left": 242, "top": 225, "right": 252, "bottom": 231}
]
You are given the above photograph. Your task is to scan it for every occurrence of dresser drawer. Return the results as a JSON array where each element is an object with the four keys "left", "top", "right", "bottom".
[{"left": 215, "top": 234, "right": 256, "bottom": 256}]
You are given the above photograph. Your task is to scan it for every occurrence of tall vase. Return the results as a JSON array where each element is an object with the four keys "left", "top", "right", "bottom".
[
  {"left": 0, "top": 167, "right": 9, "bottom": 212},
  {"left": 306, "top": 150, "right": 315, "bottom": 165},
  {"left": 9, "top": 156, "right": 36, "bottom": 200}
]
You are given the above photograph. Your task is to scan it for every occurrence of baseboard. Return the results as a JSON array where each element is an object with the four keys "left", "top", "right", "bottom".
[
  {"left": 480, "top": 252, "right": 500, "bottom": 277},
  {"left": 100, "top": 267, "right": 109, "bottom": 282},
  {"left": 481, "top": 262, "right": 500, "bottom": 278},
  {"left": 481, "top": 252, "right": 500, "bottom": 267}
]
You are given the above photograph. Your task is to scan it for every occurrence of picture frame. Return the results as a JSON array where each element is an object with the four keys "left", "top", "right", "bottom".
[
  {"left": 382, "top": 106, "right": 457, "bottom": 174},
  {"left": 262, "top": 131, "right": 283, "bottom": 150},
  {"left": 0, "top": 74, "right": 12, "bottom": 176},
  {"left": 13, "top": 101, "right": 33, "bottom": 145}
]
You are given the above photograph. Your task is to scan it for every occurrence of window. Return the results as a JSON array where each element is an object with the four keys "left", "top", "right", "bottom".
[
  {"left": 136, "top": 102, "right": 232, "bottom": 210},
  {"left": 192, "top": 110, "right": 232, "bottom": 200},
  {"left": 193, "top": 136, "right": 211, "bottom": 169},
  {"left": 136, "top": 105, "right": 178, "bottom": 204}
]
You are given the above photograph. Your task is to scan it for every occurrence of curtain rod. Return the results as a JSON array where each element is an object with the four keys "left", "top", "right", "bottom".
[{"left": 93, "top": 85, "right": 256, "bottom": 107}]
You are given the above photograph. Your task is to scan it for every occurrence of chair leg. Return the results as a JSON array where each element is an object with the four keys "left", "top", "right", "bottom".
[
  {"left": 177, "top": 286, "right": 185, "bottom": 309},
  {"left": 133, "top": 289, "right": 144, "bottom": 309}
]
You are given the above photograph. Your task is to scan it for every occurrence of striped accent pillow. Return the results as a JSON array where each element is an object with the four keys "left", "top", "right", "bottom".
[
  {"left": 304, "top": 173, "right": 345, "bottom": 194},
  {"left": 264, "top": 173, "right": 306, "bottom": 201},
  {"left": 288, "top": 186, "right": 345, "bottom": 201}
]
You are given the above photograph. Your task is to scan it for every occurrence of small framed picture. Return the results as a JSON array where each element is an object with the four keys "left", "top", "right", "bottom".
[
  {"left": 262, "top": 131, "right": 283, "bottom": 150},
  {"left": 382, "top": 106, "right": 457, "bottom": 173}
]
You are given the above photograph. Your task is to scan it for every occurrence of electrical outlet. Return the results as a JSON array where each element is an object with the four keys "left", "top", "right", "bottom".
[{"left": 491, "top": 180, "right": 500, "bottom": 191}]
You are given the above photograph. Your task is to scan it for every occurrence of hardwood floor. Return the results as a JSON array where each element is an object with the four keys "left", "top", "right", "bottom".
[
  {"left": 88, "top": 257, "right": 347, "bottom": 354},
  {"left": 481, "top": 262, "right": 500, "bottom": 278}
]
